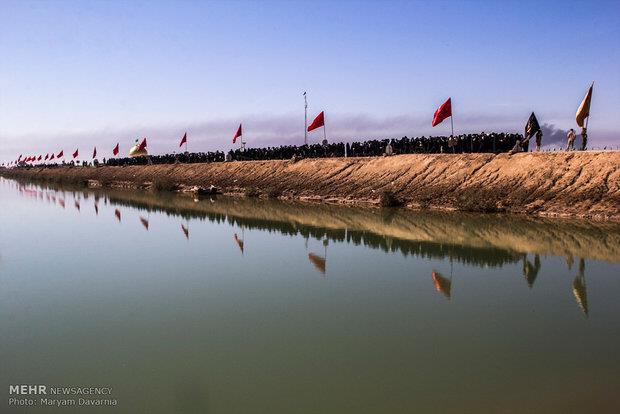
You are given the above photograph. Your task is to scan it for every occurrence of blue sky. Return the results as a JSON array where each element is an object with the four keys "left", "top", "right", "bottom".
[{"left": 1, "top": 0, "right": 619, "bottom": 160}]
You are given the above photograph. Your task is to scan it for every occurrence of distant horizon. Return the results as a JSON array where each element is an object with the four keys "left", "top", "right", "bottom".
[{"left": 1, "top": 0, "right": 619, "bottom": 160}]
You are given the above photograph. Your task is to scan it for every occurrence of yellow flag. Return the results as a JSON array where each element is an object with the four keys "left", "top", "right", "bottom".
[{"left": 576, "top": 83, "right": 593, "bottom": 127}]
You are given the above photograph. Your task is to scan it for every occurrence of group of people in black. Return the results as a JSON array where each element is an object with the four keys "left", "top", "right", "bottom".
[
  {"left": 96, "top": 132, "right": 524, "bottom": 167},
  {"left": 18, "top": 129, "right": 599, "bottom": 168}
]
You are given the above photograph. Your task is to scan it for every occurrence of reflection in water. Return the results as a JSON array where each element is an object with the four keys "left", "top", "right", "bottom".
[
  {"left": 432, "top": 270, "right": 452, "bottom": 299},
  {"left": 308, "top": 239, "right": 328, "bottom": 276},
  {"left": 522, "top": 254, "right": 541, "bottom": 288},
  {"left": 8, "top": 179, "right": 620, "bottom": 316},
  {"left": 308, "top": 253, "right": 326, "bottom": 275},
  {"left": 572, "top": 258, "right": 588, "bottom": 316},
  {"left": 140, "top": 216, "right": 150, "bottom": 231},
  {"left": 233, "top": 232, "right": 244, "bottom": 255}
]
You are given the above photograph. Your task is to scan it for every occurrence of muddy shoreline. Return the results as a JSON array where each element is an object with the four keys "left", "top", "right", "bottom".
[{"left": 2, "top": 152, "right": 619, "bottom": 220}]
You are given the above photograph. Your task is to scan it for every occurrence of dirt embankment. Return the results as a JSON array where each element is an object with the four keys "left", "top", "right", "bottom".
[{"left": 3, "top": 151, "right": 619, "bottom": 220}]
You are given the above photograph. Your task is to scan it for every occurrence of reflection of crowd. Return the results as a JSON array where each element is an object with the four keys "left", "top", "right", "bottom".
[
  {"left": 13, "top": 180, "right": 594, "bottom": 316},
  {"left": 100, "top": 132, "right": 523, "bottom": 167}
]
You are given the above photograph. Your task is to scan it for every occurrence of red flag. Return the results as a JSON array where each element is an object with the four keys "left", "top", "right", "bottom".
[
  {"left": 37, "top": 155, "right": 42, "bottom": 161},
  {"left": 233, "top": 124, "right": 242, "bottom": 144},
  {"left": 57, "top": 150, "right": 64, "bottom": 158},
  {"left": 136, "top": 138, "right": 147, "bottom": 151},
  {"left": 45, "top": 154, "right": 49, "bottom": 160},
  {"left": 72, "top": 149, "right": 79, "bottom": 159},
  {"left": 112, "top": 143, "right": 119, "bottom": 156},
  {"left": 307, "top": 111, "right": 325, "bottom": 132},
  {"left": 50, "top": 153, "right": 55, "bottom": 160},
  {"left": 18, "top": 154, "right": 22, "bottom": 161},
  {"left": 115, "top": 209, "right": 121, "bottom": 222},
  {"left": 432, "top": 98, "right": 452, "bottom": 127},
  {"left": 179, "top": 132, "right": 187, "bottom": 148},
  {"left": 92, "top": 147, "right": 97, "bottom": 159}
]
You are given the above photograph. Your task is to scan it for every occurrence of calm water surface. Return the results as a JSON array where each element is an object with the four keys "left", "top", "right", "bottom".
[{"left": 1, "top": 177, "right": 619, "bottom": 413}]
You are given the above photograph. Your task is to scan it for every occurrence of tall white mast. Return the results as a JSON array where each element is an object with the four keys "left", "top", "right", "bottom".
[{"left": 304, "top": 91, "right": 308, "bottom": 145}]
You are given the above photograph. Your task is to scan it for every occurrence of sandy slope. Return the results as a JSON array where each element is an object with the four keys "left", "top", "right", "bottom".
[{"left": 3, "top": 151, "right": 619, "bottom": 219}]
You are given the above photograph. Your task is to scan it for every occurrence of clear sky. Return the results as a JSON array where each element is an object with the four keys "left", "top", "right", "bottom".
[{"left": 1, "top": 0, "right": 619, "bottom": 161}]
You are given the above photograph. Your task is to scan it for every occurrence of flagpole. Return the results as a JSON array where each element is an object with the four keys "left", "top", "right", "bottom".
[
  {"left": 323, "top": 113, "right": 327, "bottom": 143},
  {"left": 450, "top": 114, "right": 454, "bottom": 137},
  {"left": 585, "top": 81, "right": 594, "bottom": 131},
  {"left": 304, "top": 92, "right": 308, "bottom": 145}
]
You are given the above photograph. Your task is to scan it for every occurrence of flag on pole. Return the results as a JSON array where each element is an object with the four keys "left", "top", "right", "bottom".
[
  {"left": 37, "top": 155, "right": 42, "bottom": 161},
  {"left": 307, "top": 111, "right": 325, "bottom": 132},
  {"left": 72, "top": 149, "right": 79, "bottom": 159},
  {"left": 524, "top": 112, "right": 541, "bottom": 140},
  {"left": 92, "top": 147, "right": 97, "bottom": 159},
  {"left": 57, "top": 150, "right": 64, "bottom": 158},
  {"left": 18, "top": 155, "right": 22, "bottom": 161},
  {"left": 576, "top": 83, "right": 594, "bottom": 127},
  {"left": 233, "top": 124, "right": 242, "bottom": 144},
  {"left": 50, "top": 153, "right": 55, "bottom": 160},
  {"left": 112, "top": 143, "right": 119, "bottom": 156},
  {"left": 136, "top": 138, "right": 147, "bottom": 151},
  {"left": 432, "top": 98, "right": 452, "bottom": 127},
  {"left": 45, "top": 154, "right": 49, "bottom": 160},
  {"left": 179, "top": 132, "right": 187, "bottom": 147}
]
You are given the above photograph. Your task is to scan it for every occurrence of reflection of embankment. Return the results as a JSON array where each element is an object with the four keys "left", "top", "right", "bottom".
[
  {"left": 3, "top": 151, "right": 619, "bottom": 219},
  {"left": 58, "top": 184, "right": 620, "bottom": 264}
]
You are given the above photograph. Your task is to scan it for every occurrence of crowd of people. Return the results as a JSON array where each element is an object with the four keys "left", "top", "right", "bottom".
[
  {"left": 10, "top": 129, "right": 601, "bottom": 169},
  {"left": 99, "top": 132, "right": 525, "bottom": 167}
]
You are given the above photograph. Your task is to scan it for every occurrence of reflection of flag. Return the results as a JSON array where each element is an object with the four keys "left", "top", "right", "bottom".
[
  {"left": 432, "top": 271, "right": 451, "bottom": 299},
  {"left": 94, "top": 203, "right": 99, "bottom": 215},
  {"left": 59, "top": 198, "right": 65, "bottom": 208},
  {"left": 524, "top": 112, "right": 541, "bottom": 140},
  {"left": 74, "top": 200, "right": 80, "bottom": 211},
  {"left": 179, "top": 132, "right": 187, "bottom": 147},
  {"left": 233, "top": 124, "right": 242, "bottom": 144},
  {"left": 233, "top": 233, "right": 244, "bottom": 254},
  {"left": 576, "top": 83, "right": 593, "bottom": 127},
  {"left": 57, "top": 150, "right": 64, "bottom": 158},
  {"left": 432, "top": 98, "right": 452, "bottom": 127},
  {"left": 140, "top": 216, "right": 149, "bottom": 230},
  {"left": 72, "top": 149, "right": 79, "bottom": 158},
  {"left": 572, "top": 275, "right": 588, "bottom": 316},
  {"left": 112, "top": 143, "right": 119, "bottom": 156},
  {"left": 307, "top": 111, "right": 325, "bottom": 132},
  {"left": 308, "top": 253, "right": 326, "bottom": 275},
  {"left": 181, "top": 224, "right": 189, "bottom": 239},
  {"left": 115, "top": 209, "right": 121, "bottom": 222}
]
